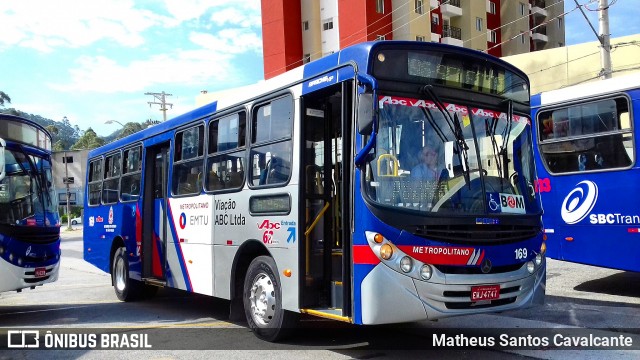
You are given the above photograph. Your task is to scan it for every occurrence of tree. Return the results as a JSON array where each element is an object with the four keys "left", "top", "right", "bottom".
[
  {"left": 52, "top": 140, "right": 65, "bottom": 152},
  {"left": 71, "top": 128, "right": 105, "bottom": 150},
  {"left": 116, "top": 122, "right": 145, "bottom": 140},
  {"left": 0, "top": 91, "right": 11, "bottom": 107}
]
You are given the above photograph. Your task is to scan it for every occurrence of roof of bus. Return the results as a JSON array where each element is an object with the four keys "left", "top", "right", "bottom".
[
  {"left": 532, "top": 72, "right": 640, "bottom": 108},
  {"left": 0, "top": 113, "right": 51, "bottom": 137},
  {"left": 89, "top": 41, "right": 527, "bottom": 158}
]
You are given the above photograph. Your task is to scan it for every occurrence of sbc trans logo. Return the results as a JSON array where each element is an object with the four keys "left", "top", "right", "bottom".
[{"left": 561, "top": 180, "right": 598, "bottom": 224}]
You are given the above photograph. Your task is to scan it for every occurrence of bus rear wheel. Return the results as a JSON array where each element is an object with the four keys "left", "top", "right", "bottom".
[{"left": 243, "top": 255, "right": 297, "bottom": 341}]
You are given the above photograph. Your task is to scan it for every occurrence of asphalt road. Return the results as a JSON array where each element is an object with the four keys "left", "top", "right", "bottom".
[{"left": 0, "top": 227, "right": 639, "bottom": 359}]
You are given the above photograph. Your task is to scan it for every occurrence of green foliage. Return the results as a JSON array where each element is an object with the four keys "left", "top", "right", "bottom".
[
  {"left": 71, "top": 128, "right": 105, "bottom": 150},
  {"left": 116, "top": 122, "right": 145, "bottom": 140},
  {"left": 0, "top": 91, "right": 11, "bottom": 107}
]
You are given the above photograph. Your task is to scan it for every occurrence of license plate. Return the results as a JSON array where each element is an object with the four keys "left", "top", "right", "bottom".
[
  {"left": 34, "top": 267, "right": 46, "bottom": 278},
  {"left": 471, "top": 284, "right": 500, "bottom": 301}
]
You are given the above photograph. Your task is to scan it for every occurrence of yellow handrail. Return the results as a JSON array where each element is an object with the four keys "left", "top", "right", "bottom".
[{"left": 376, "top": 154, "right": 399, "bottom": 176}]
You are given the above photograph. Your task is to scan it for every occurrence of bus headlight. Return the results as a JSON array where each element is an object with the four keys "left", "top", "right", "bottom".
[
  {"left": 540, "top": 242, "right": 547, "bottom": 255},
  {"left": 380, "top": 244, "right": 393, "bottom": 260},
  {"left": 0, "top": 245, "right": 4, "bottom": 254},
  {"left": 400, "top": 256, "right": 413, "bottom": 273},
  {"left": 17, "top": 257, "right": 22, "bottom": 266},
  {"left": 9, "top": 253, "right": 14, "bottom": 262},
  {"left": 420, "top": 264, "right": 432, "bottom": 280},
  {"left": 535, "top": 253, "right": 543, "bottom": 266},
  {"left": 527, "top": 261, "right": 535, "bottom": 274}
]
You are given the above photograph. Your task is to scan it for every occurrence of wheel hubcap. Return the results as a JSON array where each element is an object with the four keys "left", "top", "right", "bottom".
[
  {"left": 249, "top": 272, "right": 276, "bottom": 326},
  {"left": 114, "top": 256, "right": 126, "bottom": 292}
]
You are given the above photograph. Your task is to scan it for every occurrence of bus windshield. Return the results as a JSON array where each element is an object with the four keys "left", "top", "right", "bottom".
[
  {"left": 364, "top": 95, "right": 540, "bottom": 215},
  {"left": 0, "top": 148, "right": 57, "bottom": 226}
]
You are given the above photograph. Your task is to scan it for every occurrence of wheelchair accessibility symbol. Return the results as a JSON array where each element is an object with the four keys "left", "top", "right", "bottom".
[{"left": 488, "top": 194, "right": 499, "bottom": 212}]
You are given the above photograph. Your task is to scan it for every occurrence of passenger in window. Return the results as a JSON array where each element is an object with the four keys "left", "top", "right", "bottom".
[{"left": 578, "top": 153, "right": 587, "bottom": 171}]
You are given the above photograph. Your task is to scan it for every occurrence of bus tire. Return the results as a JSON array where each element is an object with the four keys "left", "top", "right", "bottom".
[
  {"left": 243, "top": 255, "right": 297, "bottom": 341},
  {"left": 112, "top": 247, "right": 142, "bottom": 301}
]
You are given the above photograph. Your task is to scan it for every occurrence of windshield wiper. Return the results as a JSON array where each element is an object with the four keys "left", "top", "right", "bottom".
[
  {"left": 421, "top": 85, "right": 470, "bottom": 185},
  {"left": 485, "top": 116, "right": 503, "bottom": 177},
  {"left": 499, "top": 100, "right": 514, "bottom": 179}
]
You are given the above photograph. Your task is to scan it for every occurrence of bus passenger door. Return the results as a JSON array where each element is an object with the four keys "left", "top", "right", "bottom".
[
  {"left": 300, "top": 81, "right": 352, "bottom": 318},
  {"left": 142, "top": 143, "right": 170, "bottom": 283}
]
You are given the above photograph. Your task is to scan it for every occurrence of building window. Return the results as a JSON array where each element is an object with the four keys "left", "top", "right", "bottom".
[
  {"left": 476, "top": 17, "right": 483, "bottom": 31},
  {"left": 58, "top": 192, "right": 77, "bottom": 206},
  {"left": 376, "top": 0, "right": 384, "bottom": 13},
  {"left": 303, "top": 54, "right": 311, "bottom": 63},
  {"left": 62, "top": 156, "right": 73, "bottom": 163},
  {"left": 431, "top": 13, "right": 439, "bottom": 24},
  {"left": 519, "top": 2, "right": 526, "bottom": 16},
  {"left": 520, "top": 33, "right": 526, "bottom": 44},
  {"left": 489, "top": 29, "right": 497, "bottom": 43},
  {"left": 322, "top": 18, "right": 333, "bottom": 31},
  {"left": 416, "top": 35, "right": 425, "bottom": 42},
  {"left": 415, "top": 0, "right": 423, "bottom": 14},
  {"left": 558, "top": 16, "right": 563, "bottom": 29},
  {"left": 376, "top": 35, "right": 386, "bottom": 41},
  {"left": 302, "top": 21, "right": 309, "bottom": 31},
  {"left": 489, "top": 1, "right": 496, "bottom": 14}
]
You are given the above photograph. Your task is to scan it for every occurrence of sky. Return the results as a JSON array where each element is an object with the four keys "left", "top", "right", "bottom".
[{"left": 0, "top": 0, "right": 638, "bottom": 137}]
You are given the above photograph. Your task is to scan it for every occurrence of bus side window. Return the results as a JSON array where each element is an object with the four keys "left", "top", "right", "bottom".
[{"left": 250, "top": 95, "right": 292, "bottom": 187}]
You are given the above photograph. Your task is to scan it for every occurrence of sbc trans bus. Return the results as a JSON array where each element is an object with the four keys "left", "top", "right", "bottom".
[
  {"left": 84, "top": 41, "right": 545, "bottom": 340},
  {"left": 0, "top": 114, "right": 60, "bottom": 293},
  {"left": 531, "top": 73, "right": 639, "bottom": 271}
]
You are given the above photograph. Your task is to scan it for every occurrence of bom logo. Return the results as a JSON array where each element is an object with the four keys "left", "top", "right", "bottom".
[{"left": 561, "top": 180, "right": 598, "bottom": 224}]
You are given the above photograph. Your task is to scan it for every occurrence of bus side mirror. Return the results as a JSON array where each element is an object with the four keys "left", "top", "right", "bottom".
[
  {"left": 0, "top": 138, "right": 5, "bottom": 182},
  {"left": 357, "top": 93, "right": 374, "bottom": 135}
]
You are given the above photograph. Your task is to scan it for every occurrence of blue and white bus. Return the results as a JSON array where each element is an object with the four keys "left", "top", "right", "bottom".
[
  {"left": 84, "top": 41, "right": 545, "bottom": 341},
  {"left": 0, "top": 114, "right": 60, "bottom": 293},
  {"left": 532, "top": 73, "right": 639, "bottom": 271}
]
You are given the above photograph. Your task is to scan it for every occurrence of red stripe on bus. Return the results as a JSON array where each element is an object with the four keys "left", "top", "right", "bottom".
[{"left": 353, "top": 245, "right": 380, "bottom": 265}]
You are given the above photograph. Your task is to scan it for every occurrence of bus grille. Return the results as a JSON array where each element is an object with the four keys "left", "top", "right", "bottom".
[
  {"left": 0, "top": 224, "right": 60, "bottom": 244},
  {"left": 435, "top": 263, "right": 523, "bottom": 275},
  {"left": 412, "top": 224, "right": 540, "bottom": 244}
]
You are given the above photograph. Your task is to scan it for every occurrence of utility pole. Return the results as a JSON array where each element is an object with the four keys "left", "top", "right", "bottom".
[
  {"left": 145, "top": 91, "right": 173, "bottom": 122},
  {"left": 63, "top": 150, "right": 71, "bottom": 231},
  {"left": 598, "top": 0, "right": 612, "bottom": 79}
]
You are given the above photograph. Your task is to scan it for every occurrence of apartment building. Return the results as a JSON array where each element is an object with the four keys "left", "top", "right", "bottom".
[{"left": 261, "top": 0, "right": 565, "bottom": 79}]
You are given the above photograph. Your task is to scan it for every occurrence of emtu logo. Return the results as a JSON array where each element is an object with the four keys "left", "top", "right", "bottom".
[{"left": 561, "top": 180, "right": 598, "bottom": 224}]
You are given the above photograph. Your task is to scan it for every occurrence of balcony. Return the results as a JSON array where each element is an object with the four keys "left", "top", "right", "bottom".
[
  {"left": 440, "top": 0, "right": 462, "bottom": 18},
  {"left": 532, "top": 26, "right": 548, "bottom": 43},
  {"left": 531, "top": 0, "right": 547, "bottom": 19},
  {"left": 441, "top": 25, "right": 463, "bottom": 46},
  {"left": 430, "top": 0, "right": 439, "bottom": 9}
]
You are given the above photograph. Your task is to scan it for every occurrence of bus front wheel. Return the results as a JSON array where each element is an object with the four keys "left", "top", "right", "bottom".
[
  {"left": 112, "top": 247, "right": 142, "bottom": 301},
  {"left": 243, "top": 255, "right": 296, "bottom": 341}
]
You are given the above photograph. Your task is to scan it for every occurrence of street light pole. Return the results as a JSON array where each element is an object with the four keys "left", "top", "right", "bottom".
[{"left": 105, "top": 119, "right": 125, "bottom": 127}]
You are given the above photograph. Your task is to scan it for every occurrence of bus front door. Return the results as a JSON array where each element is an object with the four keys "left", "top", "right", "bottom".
[
  {"left": 301, "top": 82, "right": 352, "bottom": 319},
  {"left": 142, "top": 143, "right": 170, "bottom": 284}
]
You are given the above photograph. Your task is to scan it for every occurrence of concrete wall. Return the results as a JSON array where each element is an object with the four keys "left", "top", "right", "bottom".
[{"left": 503, "top": 34, "right": 640, "bottom": 94}]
